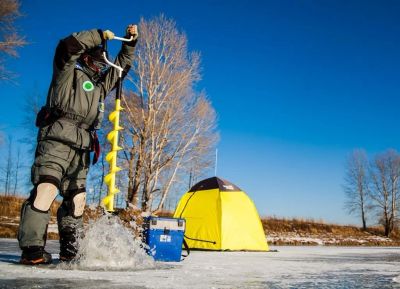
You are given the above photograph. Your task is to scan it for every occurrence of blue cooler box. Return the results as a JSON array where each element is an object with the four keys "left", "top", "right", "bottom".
[{"left": 143, "top": 217, "right": 185, "bottom": 262}]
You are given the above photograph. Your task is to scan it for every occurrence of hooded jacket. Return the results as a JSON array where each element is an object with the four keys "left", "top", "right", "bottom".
[{"left": 39, "top": 29, "right": 135, "bottom": 150}]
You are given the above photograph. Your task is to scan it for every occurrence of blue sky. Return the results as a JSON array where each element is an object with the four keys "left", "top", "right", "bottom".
[{"left": 1, "top": 0, "right": 400, "bottom": 225}]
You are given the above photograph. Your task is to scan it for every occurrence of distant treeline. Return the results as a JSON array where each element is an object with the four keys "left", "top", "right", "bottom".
[{"left": 1, "top": 195, "right": 399, "bottom": 247}]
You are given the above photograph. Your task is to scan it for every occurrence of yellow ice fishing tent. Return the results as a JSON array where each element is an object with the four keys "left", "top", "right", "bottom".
[{"left": 173, "top": 177, "right": 269, "bottom": 251}]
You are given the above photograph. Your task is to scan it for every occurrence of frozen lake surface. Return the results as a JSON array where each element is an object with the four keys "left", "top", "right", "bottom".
[{"left": 0, "top": 238, "right": 399, "bottom": 288}]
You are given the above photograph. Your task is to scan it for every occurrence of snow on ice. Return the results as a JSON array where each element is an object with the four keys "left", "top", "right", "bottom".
[
  {"left": 0, "top": 215, "right": 399, "bottom": 288},
  {"left": 0, "top": 239, "right": 399, "bottom": 288}
]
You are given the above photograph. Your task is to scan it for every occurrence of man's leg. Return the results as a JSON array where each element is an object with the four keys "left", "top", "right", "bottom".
[
  {"left": 58, "top": 149, "right": 89, "bottom": 261},
  {"left": 57, "top": 189, "right": 86, "bottom": 260},
  {"left": 19, "top": 182, "right": 58, "bottom": 245},
  {"left": 18, "top": 140, "right": 71, "bottom": 265},
  {"left": 18, "top": 180, "right": 60, "bottom": 264}
]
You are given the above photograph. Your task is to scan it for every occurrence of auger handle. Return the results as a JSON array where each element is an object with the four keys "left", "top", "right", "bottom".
[
  {"left": 113, "top": 36, "right": 134, "bottom": 42},
  {"left": 102, "top": 36, "right": 134, "bottom": 77}
]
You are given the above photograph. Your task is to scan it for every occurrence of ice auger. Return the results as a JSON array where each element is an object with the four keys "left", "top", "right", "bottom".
[{"left": 101, "top": 35, "right": 133, "bottom": 212}]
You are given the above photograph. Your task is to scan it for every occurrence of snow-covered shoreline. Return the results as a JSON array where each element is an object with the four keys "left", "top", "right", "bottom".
[
  {"left": 2, "top": 214, "right": 399, "bottom": 247},
  {"left": 268, "top": 231, "right": 395, "bottom": 246}
]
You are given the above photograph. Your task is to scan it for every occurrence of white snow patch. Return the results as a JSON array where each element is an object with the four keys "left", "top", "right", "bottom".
[
  {"left": 268, "top": 232, "right": 394, "bottom": 245},
  {"left": 47, "top": 223, "right": 58, "bottom": 234}
]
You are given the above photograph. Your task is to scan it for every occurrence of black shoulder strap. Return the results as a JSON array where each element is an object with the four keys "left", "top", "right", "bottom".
[
  {"left": 181, "top": 237, "right": 190, "bottom": 260},
  {"left": 73, "top": 63, "right": 82, "bottom": 90}
]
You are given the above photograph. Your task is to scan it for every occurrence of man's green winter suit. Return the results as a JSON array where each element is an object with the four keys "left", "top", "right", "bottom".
[{"left": 18, "top": 28, "right": 136, "bottom": 259}]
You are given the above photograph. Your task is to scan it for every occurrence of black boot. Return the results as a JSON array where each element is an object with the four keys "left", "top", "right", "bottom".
[
  {"left": 57, "top": 198, "right": 84, "bottom": 262},
  {"left": 20, "top": 246, "right": 52, "bottom": 265},
  {"left": 59, "top": 228, "right": 78, "bottom": 261},
  {"left": 59, "top": 243, "right": 77, "bottom": 262}
]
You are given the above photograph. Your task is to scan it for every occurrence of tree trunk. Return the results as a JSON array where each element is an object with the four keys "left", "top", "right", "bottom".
[
  {"left": 361, "top": 207, "right": 366, "bottom": 231},
  {"left": 384, "top": 222, "right": 390, "bottom": 237},
  {"left": 127, "top": 146, "right": 137, "bottom": 205},
  {"left": 384, "top": 210, "right": 390, "bottom": 237},
  {"left": 12, "top": 149, "right": 20, "bottom": 196},
  {"left": 141, "top": 174, "right": 151, "bottom": 212},
  {"left": 128, "top": 137, "right": 144, "bottom": 207}
]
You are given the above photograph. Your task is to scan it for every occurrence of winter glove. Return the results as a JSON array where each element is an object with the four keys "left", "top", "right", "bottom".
[
  {"left": 103, "top": 30, "right": 115, "bottom": 40},
  {"left": 124, "top": 24, "right": 138, "bottom": 47},
  {"left": 126, "top": 24, "right": 139, "bottom": 40}
]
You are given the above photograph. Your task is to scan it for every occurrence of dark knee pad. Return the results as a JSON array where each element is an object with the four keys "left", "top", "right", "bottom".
[
  {"left": 38, "top": 175, "right": 61, "bottom": 190},
  {"left": 59, "top": 188, "right": 86, "bottom": 218}
]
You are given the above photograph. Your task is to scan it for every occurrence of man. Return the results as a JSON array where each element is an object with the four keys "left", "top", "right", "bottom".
[{"left": 18, "top": 25, "right": 138, "bottom": 265}]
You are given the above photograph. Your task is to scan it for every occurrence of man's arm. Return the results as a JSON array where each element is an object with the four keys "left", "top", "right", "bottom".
[
  {"left": 102, "top": 25, "right": 138, "bottom": 95},
  {"left": 53, "top": 29, "right": 104, "bottom": 74}
]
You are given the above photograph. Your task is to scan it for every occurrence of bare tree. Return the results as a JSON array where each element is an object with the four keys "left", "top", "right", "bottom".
[
  {"left": 12, "top": 147, "right": 20, "bottom": 195},
  {"left": 1, "top": 136, "right": 22, "bottom": 195},
  {"left": 343, "top": 149, "right": 370, "bottom": 230},
  {"left": 21, "top": 88, "right": 43, "bottom": 155},
  {"left": 369, "top": 149, "right": 400, "bottom": 237},
  {"left": 3, "top": 137, "right": 13, "bottom": 195},
  {"left": 122, "top": 15, "right": 218, "bottom": 212},
  {"left": 0, "top": 0, "right": 27, "bottom": 81}
]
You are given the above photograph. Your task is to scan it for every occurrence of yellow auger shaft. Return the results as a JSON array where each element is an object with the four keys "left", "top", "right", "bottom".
[{"left": 102, "top": 98, "right": 124, "bottom": 212}]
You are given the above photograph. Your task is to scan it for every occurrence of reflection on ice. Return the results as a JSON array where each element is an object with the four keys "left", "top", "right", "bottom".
[{"left": 0, "top": 278, "right": 149, "bottom": 289}]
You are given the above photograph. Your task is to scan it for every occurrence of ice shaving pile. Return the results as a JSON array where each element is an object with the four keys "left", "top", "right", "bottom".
[{"left": 70, "top": 214, "right": 155, "bottom": 270}]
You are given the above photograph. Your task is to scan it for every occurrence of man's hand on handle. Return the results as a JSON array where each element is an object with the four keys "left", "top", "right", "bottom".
[
  {"left": 126, "top": 24, "right": 138, "bottom": 40},
  {"left": 103, "top": 30, "right": 115, "bottom": 40}
]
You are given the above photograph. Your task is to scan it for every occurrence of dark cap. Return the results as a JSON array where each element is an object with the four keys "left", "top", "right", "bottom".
[{"left": 87, "top": 46, "right": 106, "bottom": 63}]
